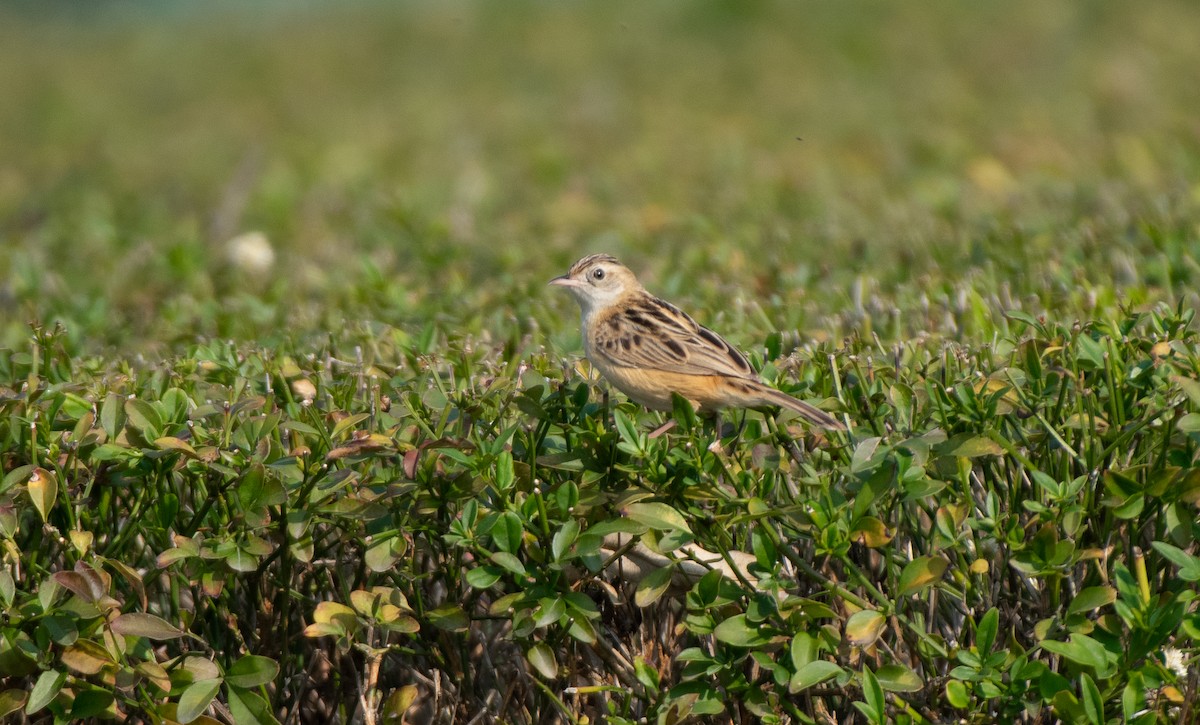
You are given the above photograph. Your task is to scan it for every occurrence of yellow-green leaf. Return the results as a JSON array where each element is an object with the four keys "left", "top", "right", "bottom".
[
  {"left": 935, "top": 433, "right": 1004, "bottom": 459},
  {"left": 154, "top": 436, "right": 198, "bottom": 458},
  {"left": 0, "top": 689, "right": 26, "bottom": 718},
  {"left": 845, "top": 609, "right": 887, "bottom": 647},
  {"left": 27, "top": 468, "right": 56, "bottom": 522},
  {"left": 62, "top": 640, "right": 114, "bottom": 675},
  {"left": 851, "top": 517, "right": 892, "bottom": 548},
  {"left": 898, "top": 556, "right": 949, "bottom": 596}
]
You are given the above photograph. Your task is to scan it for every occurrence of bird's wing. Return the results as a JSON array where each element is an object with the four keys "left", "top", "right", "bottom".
[{"left": 590, "top": 294, "right": 756, "bottom": 378}]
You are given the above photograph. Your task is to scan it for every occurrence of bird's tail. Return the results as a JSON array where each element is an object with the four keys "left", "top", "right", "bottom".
[{"left": 751, "top": 383, "right": 845, "bottom": 431}]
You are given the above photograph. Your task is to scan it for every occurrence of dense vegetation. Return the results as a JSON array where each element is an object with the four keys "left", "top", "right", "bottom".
[{"left": 1, "top": 2, "right": 1199, "bottom": 722}]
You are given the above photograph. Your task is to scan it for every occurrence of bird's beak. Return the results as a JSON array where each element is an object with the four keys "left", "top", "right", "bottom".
[{"left": 548, "top": 275, "right": 581, "bottom": 288}]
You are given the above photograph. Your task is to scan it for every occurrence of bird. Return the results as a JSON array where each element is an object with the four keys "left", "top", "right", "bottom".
[{"left": 550, "top": 254, "right": 844, "bottom": 430}]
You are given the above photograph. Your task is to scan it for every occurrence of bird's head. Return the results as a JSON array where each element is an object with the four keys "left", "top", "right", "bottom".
[{"left": 549, "top": 254, "right": 642, "bottom": 315}]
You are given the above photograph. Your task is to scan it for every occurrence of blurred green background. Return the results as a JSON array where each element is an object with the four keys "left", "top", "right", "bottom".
[{"left": 1, "top": 1, "right": 1198, "bottom": 354}]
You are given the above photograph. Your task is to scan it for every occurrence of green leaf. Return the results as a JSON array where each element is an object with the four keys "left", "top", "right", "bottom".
[
  {"left": 790, "top": 632, "right": 818, "bottom": 669},
  {"left": 860, "top": 666, "right": 885, "bottom": 722},
  {"left": 670, "top": 391, "right": 697, "bottom": 430},
  {"left": 789, "top": 660, "right": 841, "bottom": 693},
  {"left": 42, "top": 615, "right": 78, "bottom": 646},
  {"left": 1174, "top": 375, "right": 1200, "bottom": 407},
  {"left": 1041, "top": 633, "right": 1108, "bottom": 672},
  {"left": 492, "top": 511, "right": 524, "bottom": 554},
  {"left": 0, "top": 464, "right": 34, "bottom": 496},
  {"left": 464, "top": 566, "right": 502, "bottom": 589},
  {"left": 713, "top": 614, "right": 770, "bottom": 647},
  {"left": 224, "top": 547, "right": 261, "bottom": 573},
  {"left": 634, "top": 656, "right": 660, "bottom": 692},
  {"left": 100, "top": 393, "right": 126, "bottom": 439},
  {"left": 897, "top": 556, "right": 948, "bottom": 596},
  {"left": 125, "top": 398, "right": 163, "bottom": 437},
  {"left": 613, "top": 409, "right": 641, "bottom": 451},
  {"left": 110, "top": 612, "right": 188, "bottom": 640},
  {"left": 1005, "top": 309, "right": 1043, "bottom": 331},
  {"left": 526, "top": 642, "right": 558, "bottom": 679},
  {"left": 1053, "top": 690, "right": 1084, "bottom": 722},
  {"left": 551, "top": 520, "right": 579, "bottom": 562},
  {"left": 1080, "top": 672, "right": 1104, "bottom": 725},
  {"left": 226, "top": 685, "right": 278, "bottom": 725},
  {"left": 177, "top": 679, "right": 222, "bottom": 723},
  {"left": 225, "top": 655, "right": 279, "bottom": 689},
  {"left": 1039, "top": 669, "right": 1072, "bottom": 700},
  {"left": 493, "top": 451, "right": 514, "bottom": 491},
  {"left": 1110, "top": 493, "right": 1145, "bottom": 519},
  {"left": 534, "top": 597, "right": 566, "bottom": 628},
  {"left": 583, "top": 517, "right": 648, "bottom": 539},
  {"left": 69, "top": 688, "right": 114, "bottom": 719},
  {"left": 159, "top": 387, "right": 193, "bottom": 423},
  {"left": 1075, "top": 333, "right": 1105, "bottom": 370},
  {"left": 976, "top": 607, "right": 999, "bottom": 653},
  {"left": 489, "top": 551, "right": 527, "bottom": 577},
  {"left": 934, "top": 433, "right": 1004, "bottom": 459},
  {"left": 1122, "top": 671, "right": 1146, "bottom": 723},
  {"left": 428, "top": 605, "right": 469, "bottom": 632},
  {"left": 945, "top": 679, "right": 969, "bottom": 708},
  {"left": 1177, "top": 413, "right": 1200, "bottom": 433},
  {"left": 852, "top": 457, "right": 896, "bottom": 519},
  {"left": 329, "top": 412, "right": 369, "bottom": 441},
  {"left": 1068, "top": 586, "right": 1117, "bottom": 615},
  {"left": 26, "top": 669, "right": 66, "bottom": 714},
  {"left": 563, "top": 591, "right": 600, "bottom": 620},
  {"left": 624, "top": 502, "right": 693, "bottom": 535},
  {"left": 634, "top": 566, "right": 675, "bottom": 607},
  {"left": 875, "top": 663, "right": 923, "bottom": 693},
  {"left": 567, "top": 617, "right": 597, "bottom": 644},
  {"left": 280, "top": 419, "right": 321, "bottom": 437},
  {"left": 1152, "top": 541, "right": 1200, "bottom": 580}
]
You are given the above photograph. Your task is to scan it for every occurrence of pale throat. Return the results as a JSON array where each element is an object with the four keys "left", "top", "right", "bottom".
[
  {"left": 573, "top": 286, "right": 626, "bottom": 325},
  {"left": 573, "top": 285, "right": 630, "bottom": 361}
]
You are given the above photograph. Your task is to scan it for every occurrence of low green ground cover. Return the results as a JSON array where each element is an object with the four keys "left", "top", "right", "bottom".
[{"left": 2, "top": 2, "right": 1200, "bottom": 722}]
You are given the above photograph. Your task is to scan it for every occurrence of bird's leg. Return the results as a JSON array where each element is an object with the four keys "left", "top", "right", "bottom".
[{"left": 648, "top": 419, "right": 676, "bottom": 438}]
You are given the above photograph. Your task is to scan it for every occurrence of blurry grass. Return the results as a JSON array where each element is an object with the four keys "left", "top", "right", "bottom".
[{"left": 1, "top": 1, "right": 1199, "bottom": 357}]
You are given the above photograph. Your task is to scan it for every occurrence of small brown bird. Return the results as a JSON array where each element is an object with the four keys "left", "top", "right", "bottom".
[{"left": 550, "top": 254, "right": 843, "bottom": 430}]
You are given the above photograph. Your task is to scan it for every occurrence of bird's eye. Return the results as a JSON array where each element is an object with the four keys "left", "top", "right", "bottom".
[{"left": 591, "top": 268, "right": 606, "bottom": 281}]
